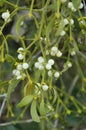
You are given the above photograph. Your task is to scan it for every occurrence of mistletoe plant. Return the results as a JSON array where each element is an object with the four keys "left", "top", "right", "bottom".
[{"left": 0, "top": 0, "right": 86, "bottom": 129}]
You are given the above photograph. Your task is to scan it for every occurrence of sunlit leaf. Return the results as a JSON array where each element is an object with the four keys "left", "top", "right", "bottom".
[
  {"left": 31, "top": 100, "right": 40, "bottom": 122},
  {"left": 24, "top": 80, "right": 34, "bottom": 96},
  {"left": 17, "top": 95, "right": 33, "bottom": 108}
]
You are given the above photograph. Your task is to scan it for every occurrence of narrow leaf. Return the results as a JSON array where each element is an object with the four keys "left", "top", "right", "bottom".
[
  {"left": 52, "top": 89, "right": 58, "bottom": 104},
  {"left": 17, "top": 95, "right": 33, "bottom": 108},
  {"left": 56, "top": 19, "right": 65, "bottom": 36},
  {"left": 72, "top": 0, "right": 81, "bottom": 9},
  {"left": 16, "top": 15, "right": 27, "bottom": 35},
  {"left": 46, "top": 17, "right": 55, "bottom": 38},
  {"left": 31, "top": 100, "right": 40, "bottom": 122},
  {"left": 7, "top": 79, "right": 20, "bottom": 102},
  {"left": 39, "top": 99, "right": 46, "bottom": 116},
  {"left": 24, "top": 80, "right": 34, "bottom": 96}
]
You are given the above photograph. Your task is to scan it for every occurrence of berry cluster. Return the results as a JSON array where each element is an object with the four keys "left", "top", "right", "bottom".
[{"left": 12, "top": 47, "right": 29, "bottom": 80}]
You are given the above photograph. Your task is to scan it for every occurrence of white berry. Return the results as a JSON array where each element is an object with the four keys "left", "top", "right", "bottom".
[
  {"left": 38, "top": 64, "right": 44, "bottom": 70},
  {"left": 64, "top": 18, "right": 69, "bottom": 25},
  {"left": 46, "top": 63, "right": 52, "bottom": 70},
  {"left": 17, "top": 47, "right": 24, "bottom": 52},
  {"left": 56, "top": 50, "right": 62, "bottom": 57},
  {"left": 42, "top": 84, "right": 49, "bottom": 91},
  {"left": 38, "top": 56, "right": 44, "bottom": 63},
  {"left": 35, "top": 62, "right": 40, "bottom": 68},
  {"left": 48, "top": 59, "right": 54, "bottom": 65},
  {"left": 60, "top": 30, "right": 66, "bottom": 36},
  {"left": 51, "top": 47, "right": 58, "bottom": 56},
  {"left": 22, "top": 63, "right": 29, "bottom": 69},
  {"left": 48, "top": 70, "right": 52, "bottom": 77},
  {"left": 54, "top": 71, "right": 60, "bottom": 78},
  {"left": 70, "top": 19, "right": 74, "bottom": 25},
  {"left": 13, "top": 69, "right": 20, "bottom": 76},
  {"left": 71, "top": 51, "right": 76, "bottom": 56},
  {"left": 17, "top": 64, "right": 22, "bottom": 70},
  {"left": 67, "top": 62, "right": 72, "bottom": 68},
  {"left": 2, "top": 11, "right": 10, "bottom": 21},
  {"left": 78, "top": 3, "right": 83, "bottom": 9},
  {"left": 18, "top": 54, "right": 24, "bottom": 60},
  {"left": 68, "top": 2, "right": 73, "bottom": 9},
  {"left": 16, "top": 75, "right": 22, "bottom": 80},
  {"left": 68, "top": 2, "right": 76, "bottom": 12}
]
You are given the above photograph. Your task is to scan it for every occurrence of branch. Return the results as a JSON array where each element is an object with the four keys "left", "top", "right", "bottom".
[
  {"left": 0, "top": 119, "right": 33, "bottom": 127},
  {"left": 0, "top": 112, "right": 55, "bottom": 127}
]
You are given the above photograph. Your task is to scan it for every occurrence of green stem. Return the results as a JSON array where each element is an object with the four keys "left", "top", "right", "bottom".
[
  {"left": 56, "top": 0, "right": 61, "bottom": 18},
  {"left": 38, "top": 11, "right": 45, "bottom": 38},
  {"left": 2, "top": 33, "right": 9, "bottom": 54},
  {"left": 29, "top": 0, "right": 34, "bottom": 16},
  {"left": 41, "top": 120, "right": 45, "bottom": 130},
  {"left": 4, "top": 1, "right": 16, "bottom": 7}
]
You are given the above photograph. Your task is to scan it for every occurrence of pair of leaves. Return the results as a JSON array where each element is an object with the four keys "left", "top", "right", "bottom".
[
  {"left": 31, "top": 99, "right": 47, "bottom": 122},
  {"left": 18, "top": 96, "right": 46, "bottom": 123},
  {"left": 18, "top": 96, "right": 40, "bottom": 122},
  {"left": 18, "top": 95, "right": 40, "bottom": 123}
]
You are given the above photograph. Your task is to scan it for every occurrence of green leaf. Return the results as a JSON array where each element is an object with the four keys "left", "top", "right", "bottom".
[
  {"left": 46, "top": 17, "right": 55, "bottom": 38},
  {"left": 5, "top": 54, "right": 16, "bottom": 63},
  {"left": 31, "top": 100, "right": 40, "bottom": 122},
  {"left": 0, "top": 81, "right": 8, "bottom": 88},
  {"left": 17, "top": 95, "right": 33, "bottom": 108},
  {"left": 56, "top": 19, "right": 65, "bottom": 36},
  {"left": 72, "top": 0, "right": 81, "bottom": 9},
  {"left": 7, "top": 79, "right": 20, "bottom": 103},
  {"left": 16, "top": 15, "right": 27, "bottom": 35},
  {"left": 34, "top": 70, "right": 41, "bottom": 82},
  {"left": 39, "top": 99, "right": 46, "bottom": 116},
  {"left": 52, "top": 89, "right": 58, "bottom": 104}
]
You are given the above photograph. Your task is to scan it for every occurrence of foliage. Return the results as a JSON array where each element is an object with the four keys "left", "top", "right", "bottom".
[{"left": 0, "top": 0, "right": 86, "bottom": 130}]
